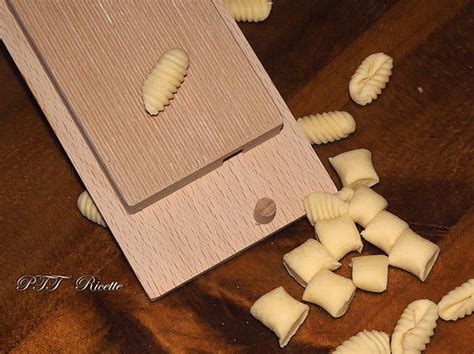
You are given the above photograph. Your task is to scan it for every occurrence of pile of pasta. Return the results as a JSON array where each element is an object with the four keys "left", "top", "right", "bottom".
[
  {"left": 251, "top": 148, "right": 473, "bottom": 350},
  {"left": 252, "top": 147, "right": 437, "bottom": 348},
  {"left": 251, "top": 52, "right": 473, "bottom": 351}
]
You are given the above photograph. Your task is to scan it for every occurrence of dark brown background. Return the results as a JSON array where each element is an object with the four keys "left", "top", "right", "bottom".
[{"left": 1, "top": 0, "right": 473, "bottom": 352}]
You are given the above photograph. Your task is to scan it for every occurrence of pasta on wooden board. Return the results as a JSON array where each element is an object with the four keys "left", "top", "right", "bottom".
[
  {"left": 351, "top": 255, "right": 388, "bottom": 293},
  {"left": 333, "top": 330, "right": 391, "bottom": 354},
  {"left": 391, "top": 299, "right": 438, "bottom": 354},
  {"left": 296, "top": 111, "right": 356, "bottom": 145},
  {"left": 250, "top": 286, "right": 309, "bottom": 348},
  {"left": 349, "top": 52, "right": 393, "bottom": 106},
  {"left": 142, "top": 48, "right": 189, "bottom": 115},
  {"left": 329, "top": 149, "right": 379, "bottom": 189},
  {"left": 335, "top": 187, "right": 354, "bottom": 202},
  {"left": 283, "top": 239, "right": 341, "bottom": 287},
  {"left": 389, "top": 229, "right": 440, "bottom": 281},
  {"left": 437, "top": 279, "right": 474, "bottom": 321},
  {"left": 302, "top": 270, "right": 356, "bottom": 318},
  {"left": 223, "top": 0, "right": 272, "bottom": 22},
  {"left": 77, "top": 191, "right": 107, "bottom": 227},
  {"left": 361, "top": 210, "right": 409, "bottom": 253},
  {"left": 304, "top": 191, "right": 349, "bottom": 226},
  {"left": 349, "top": 186, "right": 388, "bottom": 227},
  {"left": 315, "top": 215, "right": 363, "bottom": 261}
]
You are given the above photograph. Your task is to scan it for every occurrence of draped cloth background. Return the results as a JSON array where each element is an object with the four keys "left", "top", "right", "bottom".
[{"left": 1, "top": 0, "right": 473, "bottom": 352}]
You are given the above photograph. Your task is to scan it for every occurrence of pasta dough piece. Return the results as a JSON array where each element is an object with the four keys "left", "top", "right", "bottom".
[
  {"left": 223, "top": 0, "right": 272, "bottom": 22},
  {"left": 296, "top": 111, "right": 356, "bottom": 145},
  {"left": 437, "top": 279, "right": 474, "bottom": 321},
  {"left": 303, "top": 270, "right": 356, "bottom": 318},
  {"left": 315, "top": 215, "right": 363, "bottom": 260},
  {"left": 333, "top": 330, "right": 391, "bottom": 354},
  {"left": 391, "top": 299, "right": 438, "bottom": 354},
  {"left": 389, "top": 229, "right": 440, "bottom": 281},
  {"left": 329, "top": 149, "right": 380, "bottom": 189},
  {"left": 250, "top": 286, "right": 309, "bottom": 348},
  {"left": 335, "top": 187, "right": 354, "bottom": 202},
  {"left": 77, "top": 191, "right": 107, "bottom": 227},
  {"left": 361, "top": 210, "right": 409, "bottom": 253},
  {"left": 283, "top": 239, "right": 341, "bottom": 287},
  {"left": 142, "top": 48, "right": 189, "bottom": 115},
  {"left": 304, "top": 191, "right": 349, "bottom": 226},
  {"left": 349, "top": 186, "right": 388, "bottom": 227},
  {"left": 351, "top": 255, "right": 388, "bottom": 293},
  {"left": 349, "top": 53, "right": 393, "bottom": 106}
]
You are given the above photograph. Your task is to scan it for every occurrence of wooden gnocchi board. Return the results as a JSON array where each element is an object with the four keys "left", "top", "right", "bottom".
[{"left": 1, "top": 0, "right": 336, "bottom": 299}]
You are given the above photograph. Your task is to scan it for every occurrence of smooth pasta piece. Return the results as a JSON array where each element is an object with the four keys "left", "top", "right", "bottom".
[
  {"left": 389, "top": 229, "right": 440, "bottom": 281},
  {"left": 223, "top": 0, "right": 272, "bottom": 22},
  {"left": 391, "top": 299, "right": 438, "bottom": 354},
  {"left": 283, "top": 239, "right": 341, "bottom": 287},
  {"left": 250, "top": 286, "right": 309, "bottom": 348},
  {"left": 143, "top": 48, "right": 189, "bottom": 115},
  {"left": 77, "top": 191, "right": 107, "bottom": 227},
  {"left": 349, "top": 53, "right": 393, "bottom": 106},
  {"left": 351, "top": 255, "right": 388, "bottom": 293},
  {"left": 304, "top": 191, "right": 349, "bottom": 226},
  {"left": 333, "top": 330, "right": 391, "bottom": 354},
  {"left": 329, "top": 149, "right": 379, "bottom": 189},
  {"left": 335, "top": 187, "right": 354, "bottom": 202},
  {"left": 349, "top": 186, "right": 388, "bottom": 227},
  {"left": 303, "top": 270, "right": 356, "bottom": 318},
  {"left": 296, "top": 111, "right": 356, "bottom": 145},
  {"left": 437, "top": 279, "right": 474, "bottom": 321},
  {"left": 361, "top": 210, "right": 409, "bottom": 253},
  {"left": 315, "top": 215, "right": 363, "bottom": 260}
]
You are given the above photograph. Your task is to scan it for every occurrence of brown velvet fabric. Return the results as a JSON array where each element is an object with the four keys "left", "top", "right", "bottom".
[{"left": 1, "top": 0, "right": 473, "bottom": 352}]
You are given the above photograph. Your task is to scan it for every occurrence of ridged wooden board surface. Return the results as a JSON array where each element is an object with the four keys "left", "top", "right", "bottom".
[
  {"left": 1, "top": 0, "right": 335, "bottom": 300},
  {"left": 0, "top": 0, "right": 473, "bottom": 352},
  {"left": 7, "top": 0, "right": 284, "bottom": 210}
]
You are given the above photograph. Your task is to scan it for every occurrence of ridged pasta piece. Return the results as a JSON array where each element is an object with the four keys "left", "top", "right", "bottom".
[
  {"left": 142, "top": 48, "right": 189, "bottom": 115},
  {"left": 437, "top": 279, "right": 474, "bottom": 321},
  {"left": 223, "top": 0, "right": 272, "bottom": 22},
  {"left": 77, "top": 191, "right": 107, "bottom": 227},
  {"left": 335, "top": 187, "right": 354, "bottom": 202},
  {"left": 349, "top": 53, "right": 393, "bottom": 106},
  {"left": 303, "top": 191, "right": 349, "bottom": 226},
  {"left": 296, "top": 111, "right": 356, "bottom": 145},
  {"left": 333, "top": 330, "right": 390, "bottom": 354},
  {"left": 391, "top": 299, "right": 438, "bottom": 354}
]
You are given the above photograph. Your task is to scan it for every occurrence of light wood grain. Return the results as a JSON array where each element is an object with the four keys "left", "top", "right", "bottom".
[
  {"left": 7, "top": 0, "right": 284, "bottom": 211},
  {"left": 1, "top": 0, "right": 335, "bottom": 299}
]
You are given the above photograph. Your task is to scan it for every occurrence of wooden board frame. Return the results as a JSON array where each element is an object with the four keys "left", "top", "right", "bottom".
[
  {"left": 4, "top": 0, "right": 287, "bottom": 212},
  {"left": 1, "top": 0, "right": 336, "bottom": 300}
]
